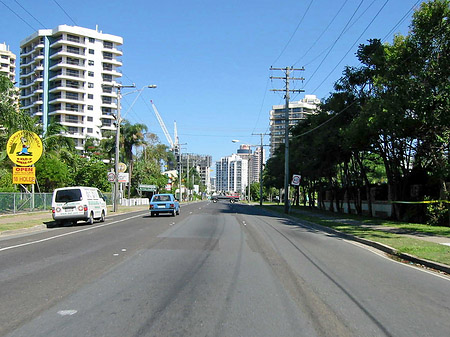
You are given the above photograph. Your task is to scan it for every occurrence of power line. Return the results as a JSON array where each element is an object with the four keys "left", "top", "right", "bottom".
[
  {"left": 0, "top": 0, "right": 37, "bottom": 31},
  {"left": 52, "top": 0, "right": 77, "bottom": 25},
  {"left": 271, "top": 0, "right": 315, "bottom": 66},
  {"left": 293, "top": 0, "right": 349, "bottom": 67},
  {"left": 303, "top": 0, "right": 365, "bottom": 88},
  {"left": 311, "top": 0, "right": 390, "bottom": 93},
  {"left": 381, "top": 0, "right": 421, "bottom": 42},
  {"left": 13, "top": 0, "right": 46, "bottom": 28}
]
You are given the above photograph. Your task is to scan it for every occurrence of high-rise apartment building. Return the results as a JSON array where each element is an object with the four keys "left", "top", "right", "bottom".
[
  {"left": 0, "top": 42, "right": 16, "bottom": 83},
  {"left": 236, "top": 144, "right": 265, "bottom": 184},
  {"left": 180, "top": 153, "right": 213, "bottom": 192},
  {"left": 19, "top": 25, "right": 123, "bottom": 150},
  {"left": 269, "top": 94, "right": 320, "bottom": 156},
  {"left": 215, "top": 154, "right": 248, "bottom": 193}
]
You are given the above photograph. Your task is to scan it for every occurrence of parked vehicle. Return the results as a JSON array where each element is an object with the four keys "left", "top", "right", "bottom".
[
  {"left": 149, "top": 193, "right": 180, "bottom": 217},
  {"left": 52, "top": 187, "right": 107, "bottom": 226}
]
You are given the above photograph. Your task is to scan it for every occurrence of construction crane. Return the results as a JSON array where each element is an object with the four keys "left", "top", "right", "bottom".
[{"left": 150, "top": 100, "right": 178, "bottom": 151}]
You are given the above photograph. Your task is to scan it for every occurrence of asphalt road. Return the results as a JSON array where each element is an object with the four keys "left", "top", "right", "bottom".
[{"left": 1, "top": 201, "right": 449, "bottom": 337}]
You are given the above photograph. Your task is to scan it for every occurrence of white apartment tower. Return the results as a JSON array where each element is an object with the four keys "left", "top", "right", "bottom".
[
  {"left": 269, "top": 94, "right": 320, "bottom": 156},
  {"left": 236, "top": 144, "right": 265, "bottom": 184},
  {"left": 0, "top": 43, "right": 16, "bottom": 83},
  {"left": 19, "top": 25, "right": 123, "bottom": 150},
  {"left": 215, "top": 154, "right": 248, "bottom": 194}
]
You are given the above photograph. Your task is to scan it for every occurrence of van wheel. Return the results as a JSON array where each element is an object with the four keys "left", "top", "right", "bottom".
[
  {"left": 87, "top": 212, "right": 94, "bottom": 225},
  {"left": 100, "top": 211, "right": 105, "bottom": 222}
]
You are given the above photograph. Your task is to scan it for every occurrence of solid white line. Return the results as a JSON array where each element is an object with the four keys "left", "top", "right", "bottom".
[
  {"left": 346, "top": 240, "right": 450, "bottom": 282},
  {"left": 0, "top": 213, "right": 144, "bottom": 253}
]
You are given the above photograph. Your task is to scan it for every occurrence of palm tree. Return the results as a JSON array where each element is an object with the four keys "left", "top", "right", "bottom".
[{"left": 121, "top": 120, "right": 148, "bottom": 199}]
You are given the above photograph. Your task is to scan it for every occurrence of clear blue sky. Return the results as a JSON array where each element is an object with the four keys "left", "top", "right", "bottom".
[{"left": 1, "top": 0, "right": 423, "bottom": 171}]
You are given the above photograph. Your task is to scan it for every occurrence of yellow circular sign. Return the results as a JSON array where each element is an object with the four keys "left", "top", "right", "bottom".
[
  {"left": 118, "top": 162, "right": 127, "bottom": 173},
  {"left": 7, "top": 130, "right": 43, "bottom": 166}
]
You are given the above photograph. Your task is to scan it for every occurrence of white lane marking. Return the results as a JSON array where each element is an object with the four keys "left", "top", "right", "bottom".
[
  {"left": 121, "top": 249, "right": 127, "bottom": 252},
  {"left": 58, "top": 310, "right": 77, "bottom": 316},
  {"left": 113, "top": 254, "right": 119, "bottom": 256},
  {"left": 0, "top": 213, "right": 144, "bottom": 253},
  {"left": 346, "top": 240, "right": 450, "bottom": 282},
  {"left": 190, "top": 212, "right": 193, "bottom": 214},
  {"left": 442, "top": 243, "right": 450, "bottom": 247}
]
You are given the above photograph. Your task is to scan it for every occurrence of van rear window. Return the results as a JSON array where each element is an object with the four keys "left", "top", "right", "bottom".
[{"left": 55, "top": 189, "right": 82, "bottom": 202}]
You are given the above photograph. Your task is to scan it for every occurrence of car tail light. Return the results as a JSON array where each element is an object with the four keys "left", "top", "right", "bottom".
[
  {"left": 150, "top": 205, "right": 154, "bottom": 209},
  {"left": 52, "top": 207, "right": 55, "bottom": 214},
  {"left": 170, "top": 203, "right": 174, "bottom": 208}
]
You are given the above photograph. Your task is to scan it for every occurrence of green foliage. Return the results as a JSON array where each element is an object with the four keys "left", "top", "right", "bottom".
[
  {"left": 35, "top": 155, "right": 71, "bottom": 191},
  {"left": 263, "top": 1, "right": 450, "bottom": 224},
  {"left": 71, "top": 156, "right": 110, "bottom": 191},
  {"left": 0, "top": 168, "right": 16, "bottom": 192}
]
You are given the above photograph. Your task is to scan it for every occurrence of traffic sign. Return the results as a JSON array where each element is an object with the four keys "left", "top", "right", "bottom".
[
  {"left": 138, "top": 184, "right": 157, "bottom": 192},
  {"left": 291, "top": 174, "right": 301, "bottom": 186},
  {"left": 107, "top": 172, "right": 115, "bottom": 182},
  {"left": 118, "top": 162, "right": 127, "bottom": 173},
  {"left": 7, "top": 130, "right": 43, "bottom": 166}
]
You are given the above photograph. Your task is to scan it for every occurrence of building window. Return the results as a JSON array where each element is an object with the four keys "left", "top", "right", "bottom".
[
  {"left": 89, "top": 49, "right": 94, "bottom": 54},
  {"left": 88, "top": 60, "right": 94, "bottom": 66},
  {"left": 87, "top": 105, "right": 93, "bottom": 111},
  {"left": 88, "top": 94, "right": 93, "bottom": 99},
  {"left": 89, "top": 37, "right": 95, "bottom": 43},
  {"left": 88, "top": 71, "right": 94, "bottom": 77},
  {"left": 87, "top": 128, "right": 93, "bottom": 133},
  {"left": 88, "top": 82, "right": 94, "bottom": 88},
  {"left": 87, "top": 116, "right": 93, "bottom": 122}
]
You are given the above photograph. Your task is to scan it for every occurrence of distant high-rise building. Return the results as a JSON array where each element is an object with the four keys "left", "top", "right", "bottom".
[
  {"left": 19, "top": 25, "right": 123, "bottom": 150},
  {"left": 215, "top": 154, "right": 248, "bottom": 193},
  {"left": 269, "top": 94, "right": 320, "bottom": 156},
  {"left": 235, "top": 144, "right": 265, "bottom": 184},
  {"left": 180, "top": 153, "right": 212, "bottom": 192},
  {"left": 0, "top": 42, "right": 16, "bottom": 83}
]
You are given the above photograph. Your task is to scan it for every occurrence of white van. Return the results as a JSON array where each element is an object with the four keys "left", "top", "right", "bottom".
[{"left": 52, "top": 187, "right": 107, "bottom": 225}]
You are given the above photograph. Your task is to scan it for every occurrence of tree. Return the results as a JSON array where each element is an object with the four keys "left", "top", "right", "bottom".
[{"left": 121, "top": 120, "right": 148, "bottom": 199}]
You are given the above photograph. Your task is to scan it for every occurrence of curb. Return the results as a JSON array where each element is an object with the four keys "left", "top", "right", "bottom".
[
  {"left": 257, "top": 206, "right": 450, "bottom": 275},
  {"left": 294, "top": 215, "right": 450, "bottom": 275}
]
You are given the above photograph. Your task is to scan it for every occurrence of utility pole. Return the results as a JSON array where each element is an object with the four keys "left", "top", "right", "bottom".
[
  {"left": 113, "top": 83, "right": 135, "bottom": 212},
  {"left": 252, "top": 132, "right": 269, "bottom": 206},
  {"left": 270, "top": 66, "right": 304, "bottom": 213}
]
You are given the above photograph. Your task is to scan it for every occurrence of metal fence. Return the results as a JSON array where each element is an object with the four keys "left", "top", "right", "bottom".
[{"left": 0, "top": 192, "right": 113, "bottom": 214}]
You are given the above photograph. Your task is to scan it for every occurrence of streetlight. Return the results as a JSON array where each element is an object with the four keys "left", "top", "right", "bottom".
[{"left": 112, "top": 83, "right": 157, "bottom": 212}]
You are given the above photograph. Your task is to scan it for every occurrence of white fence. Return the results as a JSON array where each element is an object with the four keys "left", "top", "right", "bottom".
[{"left": 120, "top": 198, "right": 149, "bottom": 206}]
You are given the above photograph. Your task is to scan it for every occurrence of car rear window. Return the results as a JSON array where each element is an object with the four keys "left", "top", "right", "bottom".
[
  {"left": 55, "top": 189, "right": 82, "bottom": 202},
  {"left": 153, "top": 195, "right": 170, "bottom": 202}
]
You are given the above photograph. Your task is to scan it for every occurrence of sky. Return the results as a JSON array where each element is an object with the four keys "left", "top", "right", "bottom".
[{"left": 1, "top": 0, "right": 425, "bottom": 174}]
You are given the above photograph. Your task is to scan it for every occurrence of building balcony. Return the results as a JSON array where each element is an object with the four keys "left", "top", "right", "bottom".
[
  {"left": 49, "top": 109, "right": 84, "bottom": 116},
  {"left": 48, "top": 96, "right": 85, "bottom": 105},
  {"left": 50, "top": 48, "right": 86, "bottom": 60},
  {"left": 102, "top": 57, "right": 122, "bottom": 66},
  {"left": 50, "top": 38, "right": 85, "bottom": 49},
  {"left": 49, "top": 85, "right": 85, "bottom": 94},
  {"left": 50, "top": 72, "right": 85, "bottom": 81}
]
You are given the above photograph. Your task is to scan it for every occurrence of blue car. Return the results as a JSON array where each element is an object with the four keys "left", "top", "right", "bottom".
[{"left": 149, "top": 193, "right": 180, "bottom": 217}]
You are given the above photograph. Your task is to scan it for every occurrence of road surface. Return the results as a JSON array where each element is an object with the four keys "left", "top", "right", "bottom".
[{"left": 1, "top": 201, "right": 449, "bottom": 337}]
